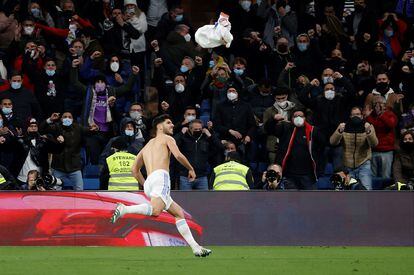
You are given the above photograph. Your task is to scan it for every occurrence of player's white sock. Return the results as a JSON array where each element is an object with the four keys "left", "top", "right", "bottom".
[
  {"left": 176, "top": 219, "right": 200, "bottom": 250},
  {"left": 124, "top": 204, "right": 153, "bottom": 216}
]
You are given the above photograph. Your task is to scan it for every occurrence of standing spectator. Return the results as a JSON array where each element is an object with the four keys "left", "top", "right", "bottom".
[
  {"left": 154, "top": 4, "right": 192, "bottom": 43},
  {"left": 0, "top": 98, "right": 24, "bottom": 132},
  {"left": 330, "top": 107, "right": 378, "bottom": 190},
  {"left": 0, "top": 71, "right": 42, "bottom": 121},
  {"left": 120, "top": 102, "right": 149, "bottom": 141},
  {"left": 210, "top": 151, "right": 253, "bottom": 191},
  {"left": 365, "top": 96, "right": 398, "bottom": 179},
  {"left": 292, "top": 33, "right": 324, "bottom": 80},
  {"left": 377, "top": 12, "right": 407, "bottom": 60},
  {"left": 264, "top": 108, "right": 325, "bottom": 190},
  {"left": 247, "top": 79, "right": 276, "bottom": 123},
  {"left": 174, "top": 119, "right": 222, "bottom": 190},
  {"left": 40, "top": 112, "right": 97, "bottom": 191},
  {"left": 393, "top": 131, "right": 414, "bottom": 185}
]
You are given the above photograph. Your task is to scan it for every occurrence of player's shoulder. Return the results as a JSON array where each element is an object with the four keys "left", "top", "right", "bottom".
[{"left": 163, "top": 134, "right": 176, "bottom": 142}]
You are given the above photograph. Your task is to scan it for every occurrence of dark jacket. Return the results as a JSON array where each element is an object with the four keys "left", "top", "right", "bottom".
[
  {"left": 264, "top": 120, "right": 325, "bottom": 178},
  {"left": 214, "top": 99, "right": 256, "bottom": 143},
  {"left": 174, "top": 130, "right": 222, "bottom": 177},
  {"left": 393, "top": 147, "right": 414, "bottom": 183},
  {"left": 0, "top": 87, "right": 42, "bottom": 121}
]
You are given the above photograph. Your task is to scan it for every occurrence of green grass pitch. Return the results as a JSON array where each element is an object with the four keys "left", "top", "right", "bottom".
[{"left": 1, "top": 246, "right": 413, "bottom": 274}]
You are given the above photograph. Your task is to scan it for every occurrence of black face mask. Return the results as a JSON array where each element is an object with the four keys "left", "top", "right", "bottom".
[
  {"left": 345, "top": 116, "right": 365, "bottom": 133},
  {"left": 376, "top": 82, "right": 389, "bottom": 94},
  {"left": 277, "top": 44, "right": 288, "bottom": 53},
  {"left": 401, "top": 142, "right": 414, "bottom": 151},
  {"left": 192, "top": 131, "right": 202, "bottom": 138},
  {"left": 27, "top": 132, "right": 38, "bottom": 138}
]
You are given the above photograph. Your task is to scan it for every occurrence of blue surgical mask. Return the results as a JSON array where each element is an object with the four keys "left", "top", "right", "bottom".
[
  {"left": 125, "top": 129, "right": 134, "bottom": 136},
  {"left": 62, "top": 118, "right": 73, "bottom": 126},
  {"left": 11, "top": 82, "right": 22, "bottom": 90},
  {"left": 175, "top": 14, "right": 183, "bottom": 22},
  {"left": 297, "top": 43, "right": 308, "bottom": 52},
  {"left": 0, "top": 120, "right": 3, "bottom": 128},
  {"left": 384, "top": 29, "right": 394, "bottom": 37},
  {"left": 31, "top": 8, "right": 41, "bottom": 18},
  {"left": 233, "top": 68, "right": 244, "bottom": 76},
  {"left": 2, "top": 107, "right": 12, "bottom": 115},
  {"left": 180, "top": 65, "right": 189, "bottom": 73},
  {"left": 209, "top": 60, "right": 215, "bottom": 68},
  {"left": 46, "top": 69, "right": 56, "bottom": 76}
]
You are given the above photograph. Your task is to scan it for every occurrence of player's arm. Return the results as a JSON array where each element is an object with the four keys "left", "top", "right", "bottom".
[
  {"left": 166, "top": 136, "right": 194, "bottom": 171},
  {"left": 131, "top": 151, "right": 145, "bottom": 186}
]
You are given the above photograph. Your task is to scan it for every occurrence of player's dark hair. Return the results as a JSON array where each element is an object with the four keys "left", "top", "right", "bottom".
[{"left": 152, "top": 114, "right": 172, "bottom": 128}]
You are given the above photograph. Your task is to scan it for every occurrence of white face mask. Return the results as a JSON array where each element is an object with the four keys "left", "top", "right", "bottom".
[
  {"left": 323, "top": 76, "right": 334, "bottom": 84},
  {"left": 130, "top": 111, "right": 142, "bottom": 120},
  {"left": 227, "top": 92, "right": 238, "bottom": 101},
  {"left": 324, "top": 89, "right": 335, "bottom": 100},
  {"left": 293, "top": 116, "right": 305, "bottom": 127},
  {"left": 125, "top": 129, "right": 134, "bottom": 136},
  {"left": 186, "top": 115, "right": 196, "bottom": 122},
  {"left": 175, "top": 83, "right": 185, "bottom": 93},
  {"left": 240, "top": 0, "right": 251, "bottom": 11},
  {"left": 24, "top": 26, "right": 35, "bottom": 35},
  {"left": 69, "top": 24, "right": 77, "bottom": 32},
  {"left": 284, "top": 5, "right": 291, "bottom": 13},
  {"left": 184, "top": 33, "right": 191, "bottom": 42},
  {"left": 276, "top": 100, "right": 288, "bottom": 108},
  {"left": 110, "top": 62, "right": 119, "bottom": 72}
]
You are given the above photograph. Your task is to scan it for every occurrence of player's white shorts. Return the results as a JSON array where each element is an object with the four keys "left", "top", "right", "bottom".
[{"left": 144, "top": 169, "right": 173, "bottom": 210}]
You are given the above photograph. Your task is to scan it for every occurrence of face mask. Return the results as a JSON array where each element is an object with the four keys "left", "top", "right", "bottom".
[
  {"left": 184, "top": 33, "right": 191, "bottom": 42},
  {"left": 410, "top": 57, "right": 414, "bottom": 65},
  {"left": 233, "top": 68, "right": 244, "bottom": 76},
  {"left": 376, "top": 82, "right": 389, "bottom": 93},
  {"left": 227, "top": 92, "right": 238, "bottom": 101},
  {"left": 384, "top": 30, "right": 394, "bottom": 37},
  {"left": 46, "top": 69, "right": 56, "bottom": 76},
  {"left": 323, "top": 76, "right": 334, "bottom": 84},
  {"left": 95, "top": 82, "right": 106, "bottom": 92},
  {"left": 324, "top": 89, "right": 335, "bottom": 100},
  {"left": 11, "top": 81, "right": 22, "bottom": 90},
  {"left": 180, "top": 65, "right": 189, "bottom": 73},
  {"left": 276, "top": 100, "right": 288, "bottom": 108},
  {"left": 293, "top": 116, "right": 305, "bottom": 127},
  {"left": 126, "top": 8, "right": 135, "bottom": 15},
  {"left": 0, "top": 120, "right": 3, "bottom": 128},
  {"left": 31, "top": 8, "right": 41, "bottom": 18},
  {"left": 24, "top": 26, "right": 34, "bottom": 35},
  {"left": 75, "top": 49, "right": 84, "bottom": 56},
  {"left": 175, "top": 14, "right": 183, "bottom": 22},
  {"left": 401, "top": 142, "right": 414, "bottom": 151},
  {"left": 175, "top": 83, "right": 185, "bottom": 93},
  {"left": 28, "top": 132, "right": 38, "bottom": 138},
  {"left": 110, "top": 62, "right": 119, "bottom": 72},
  {"left": 217, "top": 76, "right": 227, "bottom": 83},
  {"left": 192, "top": 130, "right": 202, "bottom": 138},
  {"left": 186, "top": 115, "right": 196, "bottom": 122},
  {"left": 2, "top": 107, "right": 12, "bottom": 115},
  {"left": 62, "top": 118, "right": 73, "bottom": 126},
  {"left": 125, "top": 129, "right": 134, "bottom": 136},
  {"left": 297, "top": 42, "right": 308, "bottom": 52},
  {"left": 69, "top": 24, "right": 77, "bottom": 32},
  {"left": 277, "top": 44, "right": 288, "bottom": 53},
  {"left": 209, "top": 60, "right": 215, "bottom": 68},
  {"left": 350, "top": 116, "right": 363, "bottom": 126},
  {"left": 284, "top": 5, "right": 291, "bottom": 13},
  {"left": 130, "top": 111, "right": 142, "bottom": 120},
  {"left": 240, "top": 1, "right": 251, "bottom": 11}
]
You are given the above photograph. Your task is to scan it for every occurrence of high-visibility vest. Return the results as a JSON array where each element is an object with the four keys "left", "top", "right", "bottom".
[
  {"left": 106, "top": 151, "right": 139, "bottom": 191},
  {"left": 213, "top": 161, "right": 250, "bottom": 190},
  {"left": 0, "top": 174, "right": 6, "bottom": 187}
]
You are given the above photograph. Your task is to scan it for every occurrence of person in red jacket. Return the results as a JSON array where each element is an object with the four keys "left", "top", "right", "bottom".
[{"left": 366, "top": 96, "right": 398, "bottom": 178}]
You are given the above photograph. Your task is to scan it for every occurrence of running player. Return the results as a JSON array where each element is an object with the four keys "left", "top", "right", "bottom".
[{"left": 110, "top": 114, "right": 211, "bottom": 257}]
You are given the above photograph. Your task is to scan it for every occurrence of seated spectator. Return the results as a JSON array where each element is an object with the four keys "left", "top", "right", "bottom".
[
  {"left": 40, "top": 112, "right": 97, "bottom": 191},
  {"left": 70, "top": 59, "right": 139, "bottom": 164},
  {"left": 0, "top": 71, "right": 42, "bottom": 121},
  {"left": 330, "top": 107, "right": 378, "bottom": 190},
  {"left": 393, "top": 131, "right": 414, "bottom": 185},
  {"left": 210, "top": 151, "right": 253, "bottom": 190},
  {"left": 366, "top": 96, "right": 398, "bottom": 179},
  {"left": 174, "top": 119, "right": 222, "bottom": 190},
  {"left": 256, "top": 164, "right": 284, "bottom": 190},
  {"left": 264, "top": 108, "right": 325, "bottom": 190}
]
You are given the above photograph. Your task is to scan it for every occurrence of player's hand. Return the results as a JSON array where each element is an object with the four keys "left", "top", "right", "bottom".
[{"left": 188, "top": 169, "right": 196, "bottom": 182}]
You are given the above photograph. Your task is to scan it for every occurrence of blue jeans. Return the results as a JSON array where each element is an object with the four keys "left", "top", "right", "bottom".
[
  {"left": 371, "top": 151, "right": 393, "bottom": 178},
  {"left": 347, "top": 160, "right": 372, "bottom": 190},
  {"left": 179, "top": 176, "right": 208, "bottom": 190},
  {"left": 52, "top": 169, "right": 84, "bottom": 191}
]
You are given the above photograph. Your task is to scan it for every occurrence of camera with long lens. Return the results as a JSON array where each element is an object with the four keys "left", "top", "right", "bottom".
[
  {"left": 35, "top": 174, "right": 63, "bottom": 190},
  {"left": 266, "top": 169, "right": 281, "bottom": 183},
  {"left": 330, "top": 173, "right": 345, "bottom": 190}
]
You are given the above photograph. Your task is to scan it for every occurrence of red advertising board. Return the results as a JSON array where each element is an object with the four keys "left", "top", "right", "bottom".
[{"left": 0, "top": 192, "right": 202, "bottom": 246}]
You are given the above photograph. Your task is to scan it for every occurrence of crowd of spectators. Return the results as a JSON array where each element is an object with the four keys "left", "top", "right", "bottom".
[{"left": 0, "top": 0, "right": 413, "bottom": 191}]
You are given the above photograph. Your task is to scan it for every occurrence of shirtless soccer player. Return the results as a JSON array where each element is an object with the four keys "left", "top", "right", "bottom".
[{"left": 110, "top": 114, "right": 211, "bottom": 257}]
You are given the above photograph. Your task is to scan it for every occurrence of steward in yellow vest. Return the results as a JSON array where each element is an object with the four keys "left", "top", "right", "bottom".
[
  {"left": 212, "top": 152, "right": 252, "bottom": 190},
  {"left": 100, "top": 139, "right": 139, "bottom": 190}
]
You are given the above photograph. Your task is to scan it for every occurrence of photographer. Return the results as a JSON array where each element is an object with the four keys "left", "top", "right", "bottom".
[
  {"left": 21, "top": 170, "right": 62, "bottom": 191},
  {"left": 330, "top": 168, "right": 366, "bottom": 190},
  {"left": 257, "top": 164, "right": 284, "bottom": 190}
]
